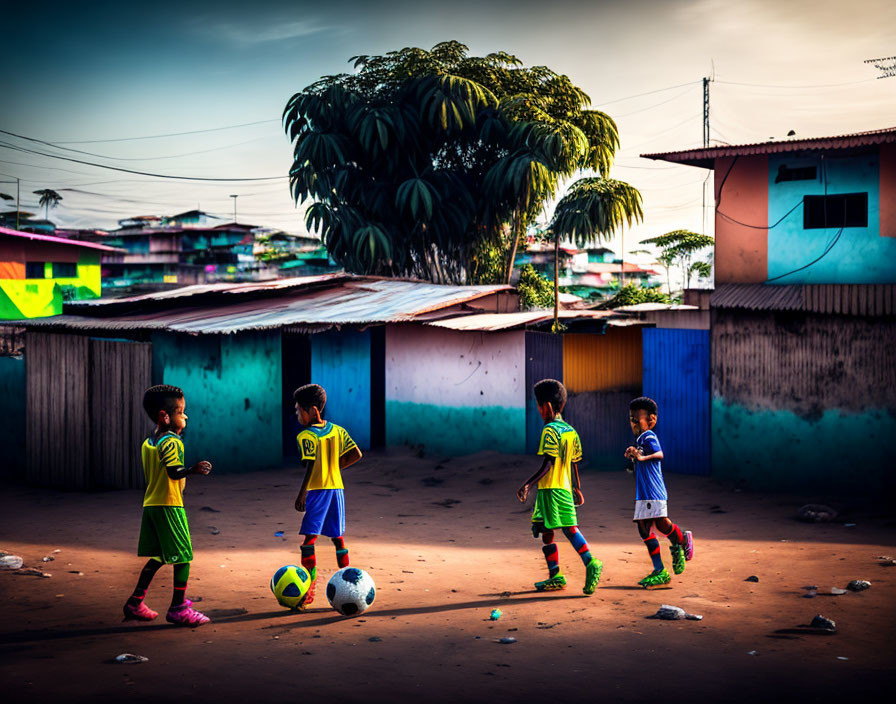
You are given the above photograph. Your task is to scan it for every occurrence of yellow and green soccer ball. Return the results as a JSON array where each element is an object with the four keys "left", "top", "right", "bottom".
[{"left": 270, "top": 564, "right": 311, "bottom": 609}]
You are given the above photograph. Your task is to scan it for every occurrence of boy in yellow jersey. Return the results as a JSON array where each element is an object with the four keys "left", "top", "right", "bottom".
[
  {"left": 293, "top": 384, "right": 363, "bottom": 606},
  {"left": 122, "top": 385, "right": 212, "bottom": 627},
  {"left": 517, "top": 379, "right": 602, "bottom": 595}
]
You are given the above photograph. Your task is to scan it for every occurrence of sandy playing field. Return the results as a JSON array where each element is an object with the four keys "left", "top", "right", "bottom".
[{"left": 1, "top": 448, "right": 893, "bottom": 703}]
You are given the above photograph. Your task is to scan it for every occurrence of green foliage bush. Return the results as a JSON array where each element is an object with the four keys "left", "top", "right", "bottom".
[{"left": 517, "top": 264, "right": 554, "bottom": 310}]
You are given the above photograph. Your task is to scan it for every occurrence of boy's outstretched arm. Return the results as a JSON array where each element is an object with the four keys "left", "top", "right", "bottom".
[
  {"left": 517, "top": 456, "right": 552, "bottom": 502},
  {"left": 340, "top": 446, "right": 362, "bottom": 470},
  {"left": 165, "top": 460, "right": 212, "bottom": 480},
  {"left": 295, "top": 460, "right": 314, "bottom": 512},
  {"left": 571, "top": 462, "right": 584, "bottom": 506}
]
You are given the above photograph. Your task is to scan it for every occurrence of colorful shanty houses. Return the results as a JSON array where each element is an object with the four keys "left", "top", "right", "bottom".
[
  {"left": 645, "top": 127, "right": 896, "bottom": 492},
  {"left": 0, "top": 225, "right": 122, "bottom": 319}
]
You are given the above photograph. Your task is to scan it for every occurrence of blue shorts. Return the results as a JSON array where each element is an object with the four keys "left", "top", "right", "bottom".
[{"left": 300, "top": 488, "right": 346, "bottom": 537}]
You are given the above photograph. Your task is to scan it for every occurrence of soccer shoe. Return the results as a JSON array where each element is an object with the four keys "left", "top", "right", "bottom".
[
  {"left": 583, "top": 558, "right": 603, "bottom": 595},
  {"left": 670, "top": 544, "right": 686, "bottom": 575},
  {"left": 535, "top": 574, "right": 567, "bottom": 591},
  {"left": 683, "top": 530, "right": 694, "bottom": 561},
  {"left": 166, "top": 600, "right": 210, "bottom": 627},
  {"left": 122, "top": 599, "right": 158, "bottom": 622},
  {"left": 638, "top": 568, "right": 671, "bottom": 588}
]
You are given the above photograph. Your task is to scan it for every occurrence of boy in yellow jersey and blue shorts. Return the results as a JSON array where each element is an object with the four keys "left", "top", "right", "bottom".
[
  {"left": 123, "top": 385, "right": 212, "bottom": 627},
  {"left": 517, "top": 379, "right": 602, "bottom": 595},
  {"left": 293, "top": 384, "right": 363, "bottom": 606}
]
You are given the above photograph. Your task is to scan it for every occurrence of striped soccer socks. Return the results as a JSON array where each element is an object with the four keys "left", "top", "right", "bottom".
[
  {"left": 658, "top": 523, "right": 685, "bottom": 546},
  {"left": 643, "top": 535, "right": 665, "bottom": 572},
  {"left": 300, "top": 536, "right": 318, "bottom": 581},
  {"left": 332, "top": 536, "right": 350, "bottom": 568},
  {"left": 541, "top": 531, "right": 560, "bottom": 577},
  {"left": 171, "top": 562, "right": 190, "bottom": 607},
  {"left": 562, "top": 526, "right": 594, "bottom": 565}
]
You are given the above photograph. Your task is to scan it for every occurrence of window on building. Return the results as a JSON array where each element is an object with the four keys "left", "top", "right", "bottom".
[
  {"left": 52, "top": 262, "right": 78, "bottom": 278},
  {"left": 25, "top": 262, "right": 45, "bottom": 279},
  {"left": 803, "top": 193, "right": 868, "bottom": 229},
  {"left": 775, "top": 165, "right": 817, "bottom": 183}
]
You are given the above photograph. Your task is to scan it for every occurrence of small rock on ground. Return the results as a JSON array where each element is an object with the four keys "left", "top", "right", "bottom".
[
  {"left": 847, "top": 580, "right": 870, "bottom": 591},
  {"left": 810, "top": 615, "right": 836, "bottom": 632}
]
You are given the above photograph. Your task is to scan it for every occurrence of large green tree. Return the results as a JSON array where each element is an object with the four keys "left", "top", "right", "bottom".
[
  {"left": 640, "top": 229, "right": 714, "bottom": 293},
  {"left": 283, "top": 41, "right": 626, "bottom": 284}
]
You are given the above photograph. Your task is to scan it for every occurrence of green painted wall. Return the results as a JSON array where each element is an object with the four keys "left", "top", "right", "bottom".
[
  {"left": 0, "top": 355, "right": 25, "bottom": 477},
  {"left": 151, "top": 331, "right": 283, "bottom": 473},
  {"left": 712, "top": 398, "right": 896, "bottom": 494},
  {"left": 386, "top": 400, "right": 526, "bottom": 456},
  {"left": 0, "top": 253, "right": 101, "bottom": 319}
]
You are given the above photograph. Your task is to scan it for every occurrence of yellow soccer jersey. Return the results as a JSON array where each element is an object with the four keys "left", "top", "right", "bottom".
[
  {"left": 297, "top": 421, "right": 358, "bottom": 490},
  {"left": 536, "top": 416, "right": 583, "bottom": 491},
  {"left": 142, "top": 433, "right": 186, "bottom": 507}
]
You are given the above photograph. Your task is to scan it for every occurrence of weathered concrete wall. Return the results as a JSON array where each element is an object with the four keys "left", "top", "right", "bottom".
[
  {"left": 711, "top": 308, "right": 896, "bottom": 493},
  {"left": 714, "top": 155, "right": 769, "bottom": 283},
  {"left": 385, "top": 325, "right": 526, "bottom": 456},
  {"left": 152, "top": 331, "right": 283, "bottom": 473}
]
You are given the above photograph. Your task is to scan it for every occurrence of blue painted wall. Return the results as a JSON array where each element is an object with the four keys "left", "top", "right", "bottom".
[
  {"left": 0, "top": 355, "right": 25, "bottom": 477},
  {"left": 642, "top": 328, "right": 710, "bottom": 475},
  {"left": 768, "top": 151, "right": 896, "bottom": 283},
  {"left": 151, "top": 331, "right": 283, "bottom": 473},
  {"left": 311, "top": 329, "right": 371, "bottom": 450},
  {"left": 524, "top": 332, "right": 563, "bottom": 455}
]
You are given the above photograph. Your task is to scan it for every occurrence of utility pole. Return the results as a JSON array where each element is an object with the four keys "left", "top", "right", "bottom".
[
  {"left": 703, "top": 76, "right": 710, "bottom": 148},
  {"left": 230, "top": 195, "right": 238, "bottom": 223}
]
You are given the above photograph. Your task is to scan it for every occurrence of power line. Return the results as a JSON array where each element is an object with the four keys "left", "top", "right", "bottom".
[
  {"left": 54, "top": 119, "right": 280, "bottom": 144},
  {"left": 0, "top": 141, "right": 288, "bottom": 182},
  {"left": 594, "top": 81, "right": 700, "bottom": 108},
  {"left": 715, "top": 78, "right": 876, "bottom": 89},
  {"left": 764, "top": 227, "right": 844, "bottom": 282},
  {"left": 612, "top": 87, "right": 695, "bottom": 118}
]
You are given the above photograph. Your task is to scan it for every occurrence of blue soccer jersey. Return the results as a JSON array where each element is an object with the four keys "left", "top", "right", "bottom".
[{"left": 634, "top": 430, "right": 667, "bottom": 501}]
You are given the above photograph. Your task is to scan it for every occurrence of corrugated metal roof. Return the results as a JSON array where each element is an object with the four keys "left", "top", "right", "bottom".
[
  {"left": 642, "top": 126, "right": 896, "bottom": 168},
  {"left": 426, "top": 310, "right": 614, "bottom": 331},
  {"left": 10, "top": 279, "right": 514, "bottom": 334},
  {"left": 613, "top": 303, "right": 699, "bottom": 312},
  {"left": 710, "top": 283, "right": 895, "bottom": 316},
  {"left": 0, "top": 225, "right": 124, "bottom": 253}
]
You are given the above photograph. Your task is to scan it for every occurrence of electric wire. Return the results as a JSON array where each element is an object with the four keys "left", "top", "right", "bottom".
[
  {"left": 764, "top": 227, "right": 844, "bottom": 283},
  {"left": 55, "top": 119, "right": 280, "bottom": 144}
]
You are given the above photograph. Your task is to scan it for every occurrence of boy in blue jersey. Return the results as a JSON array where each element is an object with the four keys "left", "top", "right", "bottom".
[
  {"left": 625, "top": 396, "right": 694, "bottom": 588},
  {"left": 293, "top": 383, "right": 362, "bottom": 607}
]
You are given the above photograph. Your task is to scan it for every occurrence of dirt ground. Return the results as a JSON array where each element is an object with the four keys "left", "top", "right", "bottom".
[{"left": 1, "top": 448, "right": 894, "bottom": 703}]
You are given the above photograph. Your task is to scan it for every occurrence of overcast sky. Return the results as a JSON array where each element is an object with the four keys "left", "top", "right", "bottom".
[{"left": 3, "top": 0, "right": 894, "bottom": 261}]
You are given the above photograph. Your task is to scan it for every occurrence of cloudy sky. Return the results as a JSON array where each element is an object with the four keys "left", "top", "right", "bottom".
[{"left": 3, "top": 0, "right": 894, "bottom": 260}]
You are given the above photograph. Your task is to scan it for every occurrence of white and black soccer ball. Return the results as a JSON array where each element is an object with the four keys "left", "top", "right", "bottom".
[{"left": 326, "top": 567, "right": 376, "bottom": 616}]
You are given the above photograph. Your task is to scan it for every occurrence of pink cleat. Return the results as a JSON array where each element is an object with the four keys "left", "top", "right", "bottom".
[
  {"left": 123, "top": 599, "right": 158, "bottom": 622},
  {"left": 683, "top": 530, "right": 694, "bottom": 561},
  {"left": 166, "top": 600, "right": 210, "bottom": 627}
]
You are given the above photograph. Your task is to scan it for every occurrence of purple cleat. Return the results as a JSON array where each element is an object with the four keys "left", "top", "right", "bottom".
[
  {"left": 166, "top": 600, "right": 211, "bottom": 627},
  {"left": 683, "top": 530, "right": 694, "bottom": 561},
  {"left": 123, "top": 599, "right": 158, "bottom": 622}
]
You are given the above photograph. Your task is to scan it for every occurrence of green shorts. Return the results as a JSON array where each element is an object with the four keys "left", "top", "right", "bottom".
[
  {"left": 531, "top": 488, "right": 578, "bottom": 530},
  {"left": 138, "top": 506, "right": 193, "bottom": 564}
]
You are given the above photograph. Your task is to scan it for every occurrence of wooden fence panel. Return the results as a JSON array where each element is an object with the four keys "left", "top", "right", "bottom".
[
  {"left": 26, "top": 332, "right": 90, "bottom": 489},
  {"left": 89, "top": 338, "right": 152, "bottom": 489}
]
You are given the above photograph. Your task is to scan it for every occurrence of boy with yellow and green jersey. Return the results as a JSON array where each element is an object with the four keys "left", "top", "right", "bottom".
[
  {"left": 123, "top": 385, "right": 212, "bottom": 627},
  {"left": 517, "top": 379, "right": 602, "bottom": 594}
]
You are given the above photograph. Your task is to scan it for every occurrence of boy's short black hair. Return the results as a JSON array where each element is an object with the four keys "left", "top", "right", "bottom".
[
  {"left": 142, "top": 385, "right": 184, "bottom": 422},
  {"left": 629, "top": 396, "right": 658, "bottom": 416},
  {"left": 293, "top": 383, "right": 326, "bottom": 412},
  {"left": 534, "top": 378, "right": 567, "bottom": 412}
]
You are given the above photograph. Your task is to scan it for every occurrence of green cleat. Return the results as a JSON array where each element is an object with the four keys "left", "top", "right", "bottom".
[
  {"left": 583, "top": 558, "right": 603, "bottom": 595},
  {"left": 638, "top": 568, "right": 671, "bottom": 588},
  {"left": 670, "top": 544, "right": 686, "bottom": 575},
  {"left": 535, "top": 574, "right": 567, "bottom": 591}
]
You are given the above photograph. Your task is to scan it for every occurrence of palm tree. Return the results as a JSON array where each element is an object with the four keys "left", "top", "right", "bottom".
[
  {"left": 549, "top": 177, "right": 644, "bottom": 330},
  {"left": 33, "top": 189, "right": 62, "bottom": 220}
]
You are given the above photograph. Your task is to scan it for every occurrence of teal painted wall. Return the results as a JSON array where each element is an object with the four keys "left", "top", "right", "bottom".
[
  {"left": 0, "top": 355, "right": 25, "bottom": 477},
  {"left": 151, "top": 331, "right": 282, "bottom": 473},
  {"left": 386, "top": 400, "right": 525, "bottom": 456},
  {"left": 768, "top": 151, "right": 896, "bottom": 283},
  {"left": 310, "top": 329, "right": 371, "bottom": 449},
  {"left": 711, "top": 398, "right": 895, "bottom": 493}
]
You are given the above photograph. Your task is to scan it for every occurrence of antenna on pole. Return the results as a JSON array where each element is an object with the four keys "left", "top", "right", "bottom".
[{"left": 864, "top": 56, "right": 896, "bottom": 78}]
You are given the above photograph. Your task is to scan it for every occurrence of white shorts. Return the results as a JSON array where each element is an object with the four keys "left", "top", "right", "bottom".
[{"left": 633, "top": 499, "right": 668, "bottom": 521}]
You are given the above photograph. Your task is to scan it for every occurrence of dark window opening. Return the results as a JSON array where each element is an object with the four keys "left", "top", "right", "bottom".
[
  {"left": 25, "top": 261, "right": 45, "bottom": 279},
  {"left": 775, "top": 165, "right": 817, "bottom": 183},
  {"left": 52, "top": 262, "right": 77, "bottom": 278},
  {"left": 803, "top": 193, "right": 868, "bottom": 229}
]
